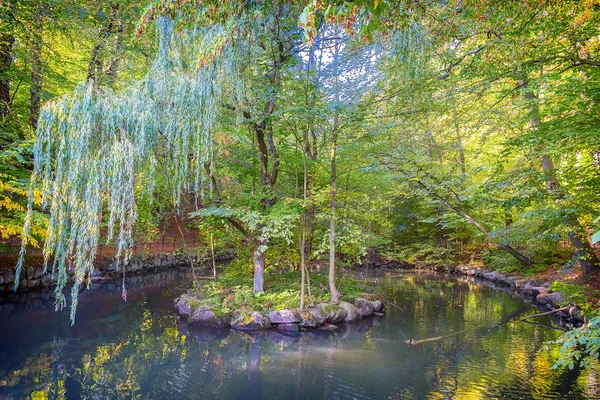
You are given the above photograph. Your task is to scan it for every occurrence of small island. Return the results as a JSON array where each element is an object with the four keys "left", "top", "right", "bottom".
[{"left": 1, "top": 0, "right": 600, "bottom": 398}]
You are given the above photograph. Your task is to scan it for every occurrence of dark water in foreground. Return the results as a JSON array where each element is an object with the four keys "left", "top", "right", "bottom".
[{"left": 1, "top": 271, "right": 599, "bottom": 399}]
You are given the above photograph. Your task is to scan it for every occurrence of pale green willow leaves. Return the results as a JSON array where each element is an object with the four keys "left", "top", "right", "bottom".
[{"left": 16, "top": 16, "right": 251, "bottom": 323}]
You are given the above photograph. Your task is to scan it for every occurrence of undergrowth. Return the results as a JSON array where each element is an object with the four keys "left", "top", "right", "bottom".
[{"left": 189, "top": 262, "right": 377, "bottom": 317}]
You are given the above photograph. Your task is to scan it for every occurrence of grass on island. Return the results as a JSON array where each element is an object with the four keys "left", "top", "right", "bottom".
[{"left": 187, "top": 262, "right": 381, "bottom": 317}]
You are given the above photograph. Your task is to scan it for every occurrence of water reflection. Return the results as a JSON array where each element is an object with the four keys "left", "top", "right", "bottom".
[{"left": 0, "top": 272, "right": 599, "bottom": 399}]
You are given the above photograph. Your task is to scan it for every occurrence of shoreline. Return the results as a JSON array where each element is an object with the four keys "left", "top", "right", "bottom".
[
  {"left": 384, "top": 264, "right": 586, "bottom": 325},
  {"left": 0, "top": 253, "right": 586, "bottom": 327}
]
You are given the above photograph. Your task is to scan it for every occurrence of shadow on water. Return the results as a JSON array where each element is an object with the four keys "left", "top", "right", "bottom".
[{"left": 1, "top": 270, "right": 600, "bottom": 399}]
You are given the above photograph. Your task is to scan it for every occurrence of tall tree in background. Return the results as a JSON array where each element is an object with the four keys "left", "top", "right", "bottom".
[
  {"left": 201, "top": 4, "right": 300, "bottom": 293},
  {"left": 327, "top": 37, "right": 341, "bottom": 303},
  {"left": 27, "top": 0, "right": 43, "bottom": 129},
  {"left": 87, "top": 2, "right": 127, "bottom": 86},
  {"left": 0, "top": 22, "right": 15, "bottom": 120},
  {"left": 314, "top": 0, "right": 600, "bottom": 276}
]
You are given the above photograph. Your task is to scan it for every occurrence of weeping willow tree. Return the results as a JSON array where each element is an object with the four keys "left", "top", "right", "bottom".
[
  {"left": 15, "top": 2, "right": 278, "bottom": 323},
  {"left": 16, "top": 0, "right": 429, "bottom": 322}
]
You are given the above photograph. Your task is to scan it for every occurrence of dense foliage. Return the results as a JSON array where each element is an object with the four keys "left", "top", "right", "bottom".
[{"left": 1, "top": 0, "right": 600, "bottom": 368}]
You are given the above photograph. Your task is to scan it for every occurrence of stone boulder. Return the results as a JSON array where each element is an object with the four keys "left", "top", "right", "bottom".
[
  {"left": 231, "top": 311, "right": 271, "bottom": 331},
  {"left": 463, "top": 267, "right": 482, "bottom": 276},
  {"left": 353, "top": 297, "right": 374, "bottom": 317},
  {"left": 315, "top": 303, "right": 347, "bottom": 324},
  {"left": 173, "top": 293, "right": 198, "bottom": 319},
  {"left": 481, "top": 271, "right": 500, "bottom": 282},
  {"left": 497, "top": 275, "right": 517, "bottom": 286},
  {"left": 536, "top": 291, "right": 565, "bottom": 306},
  {"left": 523, "top": 285, "right": 547, "bottom": 297},
  {"left": 339, "top": 301, "right": 362, "bottom": 323},
  {"left": 27, "top": 279, "right": 41, "bottom": 289},
  {"left": 2, "top": 268, "right": 15, "bottom": 284},
  {"left": 372, "top": 300, "right": 383, "bottom": 313},
  {"left": 41, "top": 274, "right": 52, "bottom": 288},
  {"left": 269, "top": 309, "right": 301, "bottom": 324},
  {"left": 513, "top": 279, "right": 530, "bottom": 292},
  {"left": 188, "top": 306, "right": 230, "bottom": 328},
  {"left": 306, "top": 306, "right": 328, "bottom": 326},
  {"left": 300, "top": 310, "right": 322, "bottom": 328}
]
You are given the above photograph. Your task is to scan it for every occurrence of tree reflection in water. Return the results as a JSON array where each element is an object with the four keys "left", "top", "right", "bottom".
[{"left": 1, "top": 272, "right": 600, "bottom": 399}]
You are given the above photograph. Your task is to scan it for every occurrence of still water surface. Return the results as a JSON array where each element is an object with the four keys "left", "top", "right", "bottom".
[{"left": 1, "top": 271, "right": 599, "bottom": 399}]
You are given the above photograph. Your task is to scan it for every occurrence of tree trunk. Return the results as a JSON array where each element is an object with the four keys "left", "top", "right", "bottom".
[
  {"left": 542, "top": 154, "right": 599, "bottom": 276},
  {"left": 453, "top": 111, "right": 466, "bottom": 176},
  {"left": 300, "top": 149, "right": 308, "bottom": 310},
  {"left": 253, "top": 241, "right": 265, "bottom": 293},
  {"left": 329, "top": 163, "right": 340, "bottom": 303},
  {"left": 87, "top": 39, "right": 104, "bottom": 83},
  {"left": 566, "top": 216, "right": 599, "bottom": 277},
  {"left": 29, "top": 6, "right": 43, "bottom": 130},
  {"left": 0, "top": 33, "right": 15, "bottom": 119},
  {"left": 300, "top": 228, "right": 306, "bottom": 310},
  {"left": 210, "top": 233, "right": 217, "bottom": 280},
  {"left": 415, "top": 179, "right": 531, "bottom": 266},
  {"left": 522, "top": 80, "right": 599, "bottom": 277},
  {"left": 105, "top": 8, "right": 124, "bottom": 83},
  {"left": 87, "top": 3, "right": 123, "bottom": 87},
  {"left": 328, "top": 40, "right": 341, "bottom": 304}
]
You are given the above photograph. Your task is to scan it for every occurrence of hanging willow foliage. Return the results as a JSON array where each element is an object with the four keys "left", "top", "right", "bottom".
[
  {"left": 15, "top": 0, "right": 426, "bottom": 322},
  {"left": 15, "top": 14, "right": 259, "bottom": 323}
]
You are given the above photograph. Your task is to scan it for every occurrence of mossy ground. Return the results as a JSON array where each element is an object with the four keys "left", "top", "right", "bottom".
[{"left": 187, "top": 265, "right": 380, "bottom": 318}]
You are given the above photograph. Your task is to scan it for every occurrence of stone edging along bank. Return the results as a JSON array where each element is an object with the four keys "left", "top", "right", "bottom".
[
  {"left": 419, "top": 264, "right": 586, "bottom": 325},
  {"left": 173, "top": 293, "right": 386, "bottom": 333},
  {"left": 0, "top": 251, "right": 234, "bottom": 293}
]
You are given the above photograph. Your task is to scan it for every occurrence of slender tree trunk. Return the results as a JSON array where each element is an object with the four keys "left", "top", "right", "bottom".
[
  {"left": 210, "top": 233, "right": 217, "bottom": 280},
  {"left": 29, "top": 5, "right": 43, "bottom": 130},
  {"left": 205, "top": 161, "right": 263, "bottom": 288},
  {"left": 415, "top": 179, "right": 531, "bottom": 266},
  {"left": 0, "top": 33, "right": 15, "bottom": 119},
  {"left": 300, "top": 228, "right": 306, "bottom": 310},
  {"left": 87, "top": 3, "right": 123, "bottom": 87},
  {"left": 329, "top": 153, "right": 340, "bottom": 303},
  {"left": 299, "top": 32, "right": 322, "bottom": 311},
  {"left": 300, "top": 149, "right": 307, "bottom": 310},
  {"left": 452, "top": 103, "right": 466, "bottom": 176},
  {"left": 522, "top": 80, "right": 599, "bottom": 277},
  {"left": 328, "top": 40, "right": 341, "bottom": 304},
  {"left": 105, "top": 6, "right": 124, "bottom": 84},
  {"left": 541, "top": 154, "right": 599, "bottom": 276},
  {"left": 87, "top": 40, "right": 104, "bottom": 83},
  {"left": 299, "top": 135, "right": 313, "bottom": 308},
  {"left": 426, "top": 129, "right": 433, "bottom": 160},
  {"left": 87, "top": 7, "right": 111, "bottom": 83},
  {"left": 253, "top": 240, "right": 266, "bottom": 293},
  {"left": 247, "top": 20, "right": 289, "bottom": 292},
  {"left": 306, "top": 205, "right": 315, "bottom": 261}
]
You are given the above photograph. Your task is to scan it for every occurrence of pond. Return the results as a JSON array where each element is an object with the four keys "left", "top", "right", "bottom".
[{"left": 0, "top": 270, "right": 599, "bottom": 399}]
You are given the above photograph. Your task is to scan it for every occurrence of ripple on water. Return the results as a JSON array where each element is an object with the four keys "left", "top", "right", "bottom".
[{"left": 0, "top": 272, "right": 599, "bottom": 399}]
